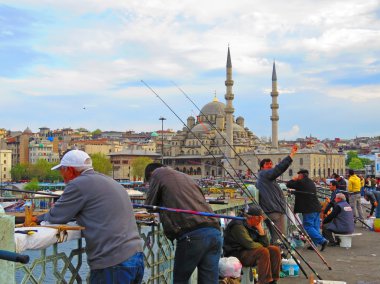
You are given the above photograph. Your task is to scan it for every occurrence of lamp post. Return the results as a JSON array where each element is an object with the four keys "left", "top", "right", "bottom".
[{"left": 159, "top": 117, "right": 166, "bottom": 164}]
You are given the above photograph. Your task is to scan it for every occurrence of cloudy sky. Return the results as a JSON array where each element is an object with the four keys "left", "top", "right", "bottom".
[{"left": 1, "top": 1, "right": 379, "bottom": 140}]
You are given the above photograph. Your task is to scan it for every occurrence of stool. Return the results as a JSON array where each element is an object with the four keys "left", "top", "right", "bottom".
[
  {"left": 334, "top": 233, "right": 362, "bottom": 249},
  {"left": 241, "top": 267, "right": 255, "bottom": 284}
]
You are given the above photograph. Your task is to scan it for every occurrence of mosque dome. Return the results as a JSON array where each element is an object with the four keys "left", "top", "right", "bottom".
[
  {"left": 151, "top": 132, "right": 159, "bottom": 137},
  {"left": 191, "top": 122, "right": 212, "bottom": 133},
  {"left": 233, "top": 123, "right": 245, "bottom": 132},
  {"left": 199, "top": 96, "right": 225, "bottom": 117}
]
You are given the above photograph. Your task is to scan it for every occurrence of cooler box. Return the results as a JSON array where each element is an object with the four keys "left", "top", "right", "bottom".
[{"left": 281, "top": 258, "right": 299, "bottom": 277}]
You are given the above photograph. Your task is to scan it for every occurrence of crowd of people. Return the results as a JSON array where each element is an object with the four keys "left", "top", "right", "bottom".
[{"left": 35, "top": 148, "right": 378, "bottom": 284}]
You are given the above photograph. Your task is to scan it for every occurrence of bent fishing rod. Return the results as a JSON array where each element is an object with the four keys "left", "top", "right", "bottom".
[
  {"left": 141, "top": 80, "right": 320, "bottom": 279},
  {"left": 171, "top": 81, "right": 260, "bottom": 179}
]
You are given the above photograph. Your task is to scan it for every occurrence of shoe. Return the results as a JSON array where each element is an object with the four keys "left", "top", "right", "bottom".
[
  {"left": 328, "top": 241, "right": 338, "bottom": 247},
  {"left": 320, "top": 240, "right": 328, "bottom": 252},
  {"left": 307, "top": 245, "right": 314, "bottom": 250}
]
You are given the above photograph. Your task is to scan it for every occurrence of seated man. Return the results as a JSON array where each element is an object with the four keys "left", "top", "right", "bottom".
[
  {"left": 223, "top": 205, "right": 280, "bottom": 284},
  {"left": 323, "top": 180, "right": 350, "bottom": 216},
  {"left": 322, "top": 193, "right": 354, "bottom": 246},
  {"left": 364, "top": 190, "right": 380, "bottom": 218}
]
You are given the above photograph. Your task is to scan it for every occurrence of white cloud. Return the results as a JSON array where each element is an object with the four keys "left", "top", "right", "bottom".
[
  {"left": 280, "top": 125, "right": 301, "bottom": 140},
  {"left": 326, "top": 85, "right": 380, "bottom": 102}
]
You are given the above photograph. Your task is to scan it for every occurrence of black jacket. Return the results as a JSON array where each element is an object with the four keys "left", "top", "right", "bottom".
[{"left": 286, "top": 177, "right": 321, "bottom": 214}]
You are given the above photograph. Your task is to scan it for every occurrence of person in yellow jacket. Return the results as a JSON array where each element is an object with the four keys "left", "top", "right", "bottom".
[{"left": 348, "top": 169, "right": 364, "bottom": 221}]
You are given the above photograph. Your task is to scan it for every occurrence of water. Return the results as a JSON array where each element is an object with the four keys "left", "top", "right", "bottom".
[
  {"left": 15, "top": 226, "right": 158, "bottom": 283},
  {"left": 16, "top": 240, "right": 90, "bottom": 283}
]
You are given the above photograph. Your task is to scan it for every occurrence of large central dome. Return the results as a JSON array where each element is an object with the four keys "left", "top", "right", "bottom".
[{"left": 199, "top": 97, "right": 225, "bottom": 116}]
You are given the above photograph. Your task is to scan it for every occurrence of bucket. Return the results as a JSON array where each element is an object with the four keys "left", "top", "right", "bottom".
[
  {"left": 374, "top": 218, "right": 380, "bottom": 232},
  {"left": 365, "top": 217, "right": 375, "bottom": 229},
  {"left": 281, "top": 258, "right": 299, "bottom": 277}
]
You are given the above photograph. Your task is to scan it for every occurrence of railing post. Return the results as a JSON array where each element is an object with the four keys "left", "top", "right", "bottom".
[{"left": 0, "top": 208, "right": 16, "bottom": 284}]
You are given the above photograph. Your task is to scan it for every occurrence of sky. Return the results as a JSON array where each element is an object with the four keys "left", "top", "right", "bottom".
[{"left": 0, "top": 1, "right": 379, "bottom": 140}]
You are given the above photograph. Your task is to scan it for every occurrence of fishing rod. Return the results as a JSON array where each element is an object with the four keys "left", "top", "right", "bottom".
[
  {"left": 277, "top": 186, "right": 332, "bottom": 271},
  {"left": 0, "top": 188, "right": 61, "bottom": 198},
  {"left": 134, "top": 204, "right": 245, "bottom": 221},
  {"left": 285, "top": 201, "right": 332, "bottom": 270},
  {"left": 171, "top": 81, "right": 260, "bottom": 179},
  {"left": 141, "top": 80, "right": 257, "bottom": 203},
  {"left": 141, "top": 81, "right": 322, "bottom": 279},
  {"left": 269, "top": 215, "right": 316, "bottom": 279},
  {"left": 138, "top": 203, "right": 311, "bottom": 279}
]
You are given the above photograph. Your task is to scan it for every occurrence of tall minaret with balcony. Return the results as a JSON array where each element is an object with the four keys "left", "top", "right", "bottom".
[
  {"left": 270, "top": 61, "right": 279, "bottom": 148},
  {"left": 225, "top": 47, "right": 235, "bottom": 161}
]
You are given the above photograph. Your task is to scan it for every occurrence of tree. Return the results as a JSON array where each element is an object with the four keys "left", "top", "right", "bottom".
[
  {"left": 90, "top": 153, "right": 112, "bottom": 176},
  {"left": 346, "top": 151, "right": 358, "bottom": 165},
  {"left": 11, "top": 164, "right": 29, "bottom": 182},
  {"left": 24, "top": 178, "right": 40, "bottom": 192},
  {"left": 131, "top": 157, "right": 153, "bottom": 180},
  {"left": 92, "top": 129, "right": 102, "bottom": 138},
  {"left": 348, "top": 157, "right": 363, "bottom": 170}
]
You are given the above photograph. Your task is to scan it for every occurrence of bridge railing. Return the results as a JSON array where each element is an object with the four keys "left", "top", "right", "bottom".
[{"left": 13, "top": 200, "right": 249, "bottom": 284}]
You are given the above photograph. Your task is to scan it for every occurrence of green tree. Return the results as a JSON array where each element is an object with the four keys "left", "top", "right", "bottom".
[
  {"left": 30, "top": 159, "right": 52, "bottom": 181},
  {"left": 359, "top": 158, "right": 373, "bottom": 167},
  {"left": 11, "top": 164, "right": 29, "bottom": 182},
  {"left": 348, "top": 157, "right": 363, "bottom": 170},
  {"left": 131, "top": 157, "right": 153, "bottom": 180},
  {"left": 24, "top": 178, "right": 40, "bottom": 192},
  {"left": 90, "top": 153, "right": 112, "bottom": 175},
  {"left": 92, "top": 129, "right": 102, "bottom": 138},
  {"left": 346, "top": 151, "right": 358, "bottom": 165}
]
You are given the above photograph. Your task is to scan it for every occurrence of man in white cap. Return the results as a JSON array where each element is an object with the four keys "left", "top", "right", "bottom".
[{"left": 34, "top": 149, "right": 144, "bottom": 284}]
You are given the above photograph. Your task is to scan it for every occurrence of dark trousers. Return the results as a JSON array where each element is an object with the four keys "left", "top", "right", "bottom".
[
  {"left": 173, "top": 227, "right": 222, "bottom": 284},
  {"left": 239, "top": 246, "right": 281, "bottom": 284}
]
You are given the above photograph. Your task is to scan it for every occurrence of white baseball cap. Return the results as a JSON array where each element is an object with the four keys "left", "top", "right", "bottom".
[{"left": 51, "top": 150, "right": 92, "bottom": 170}]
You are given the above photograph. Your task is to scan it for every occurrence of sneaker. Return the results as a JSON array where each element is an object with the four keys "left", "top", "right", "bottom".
[
  {"left": 307, "top": 245, "right": 314, "bottom": 250},
  {"left": 320, "top": 240, "right": 328, "bottom": 252},
  {"left": 328, "top": 241, "right": 338, "bottom": 247}
]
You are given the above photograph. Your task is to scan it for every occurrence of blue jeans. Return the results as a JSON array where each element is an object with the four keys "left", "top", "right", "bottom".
[
  {"left": 173, "top": 227, "right": 222, "bottom": 284},
  {"left": 302, "top": 212, "right": 326, "bottom": 245},
  {"left": 90, "top": 252, "right": 144, "bottom": 284}
]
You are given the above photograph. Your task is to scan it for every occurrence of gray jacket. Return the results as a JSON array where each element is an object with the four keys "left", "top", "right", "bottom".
[
  {"left": 38, "top": 169, "right": 143, "bottom": 270},
  {"left": 145, "top": 167, "right": 220, "bottom": 241},
  {"left": 256, "top": 156, "right": 293, "bottom": 214}
]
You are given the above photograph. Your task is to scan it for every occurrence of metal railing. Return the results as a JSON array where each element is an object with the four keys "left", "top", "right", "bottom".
[{"left": 15, "top": 200, "right": 249, "bottom": 284}]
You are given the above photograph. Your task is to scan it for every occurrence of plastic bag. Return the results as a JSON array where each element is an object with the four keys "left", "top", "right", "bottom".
[{"left": 219, "top": 257, "right": 242, "bottom": 278}]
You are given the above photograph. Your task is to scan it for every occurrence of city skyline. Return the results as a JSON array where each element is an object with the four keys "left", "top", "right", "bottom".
[{"left": 1, "top": 1, "right": 379, "bottom": 140}]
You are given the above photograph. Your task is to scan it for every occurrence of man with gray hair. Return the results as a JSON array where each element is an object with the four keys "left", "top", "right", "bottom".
[
  {"left": 322, "top": 193, "right": 355, "bottom": 246},
  {"left": 35, "top": 150, "right": 144, "bottom": 284}
]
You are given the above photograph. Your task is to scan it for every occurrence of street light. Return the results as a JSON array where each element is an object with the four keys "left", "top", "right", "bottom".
[{"left": 159, "top": 117, "right": 166, "bottom": 164}]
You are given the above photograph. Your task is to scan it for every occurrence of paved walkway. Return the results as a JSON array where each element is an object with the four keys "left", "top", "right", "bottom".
[{"left": 280, "top": 223, "right": 380, "bottom": 284}]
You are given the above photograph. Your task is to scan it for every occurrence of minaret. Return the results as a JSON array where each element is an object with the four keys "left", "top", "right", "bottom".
[
  {"left": 270, "top": 61, "right": 279, "bottom": 148},
  {"left": 225, "top": 47, "right": 235, "bottom": 160}
]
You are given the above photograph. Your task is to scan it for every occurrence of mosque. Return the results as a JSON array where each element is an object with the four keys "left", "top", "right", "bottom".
[
  {"left": 163, "top": 48, "right": 345, "bottom": 179},
  {"left": 163, "top": 47, "right": 263, "bottom": 177}
]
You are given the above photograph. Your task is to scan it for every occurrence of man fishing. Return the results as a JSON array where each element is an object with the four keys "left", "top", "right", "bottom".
[
  {"left": 256, "top": 144, "right": 298, "bottom": 245},
  {"left": 34, "top": 150, "right": 144, "bottom": 284},
  {"left": 144, "top": 163, "right": 222, "bottom": 284},
  {"left": 287, "top": 169, "right": 328, "bottom": 251}
]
